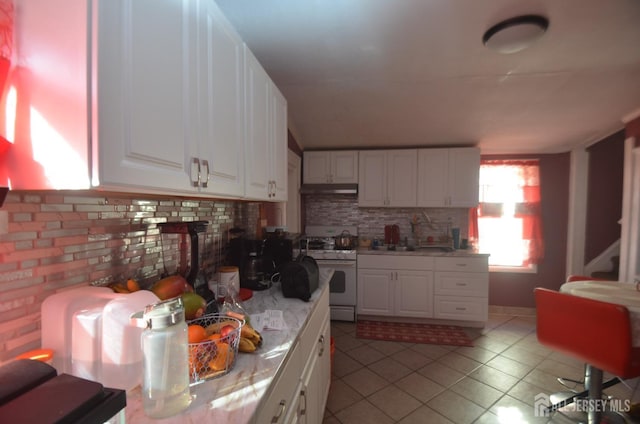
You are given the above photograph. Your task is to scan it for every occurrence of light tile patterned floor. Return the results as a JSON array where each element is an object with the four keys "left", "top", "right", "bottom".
[{"left": 323, "top": 313, "right": 640, "bottom": 424}]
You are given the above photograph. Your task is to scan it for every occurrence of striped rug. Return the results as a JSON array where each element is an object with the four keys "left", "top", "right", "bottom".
[{"left": 356, "top": 320, "right": 474, "bottom": 347}]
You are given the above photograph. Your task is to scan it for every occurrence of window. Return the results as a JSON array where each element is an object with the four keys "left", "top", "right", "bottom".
[{"left": 470, "top": 160, "right": 544, "bottom": 272}]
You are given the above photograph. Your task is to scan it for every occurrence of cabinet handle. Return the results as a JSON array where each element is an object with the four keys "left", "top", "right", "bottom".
[
  {"left": 201, "top": 160, "right": 210, "bottom": 188},
  {"left": 456, "top": 263, "right": 467, "bottom": 267},
  {"left": 191, "top": 158, "right": 200, "bottom": 188},
  {"left": 271, "top": 400, "right": 286, "bottom": 423},
  {"left": 318, "top": 334, "right": 325, "bottom": 356},
  {"left": 299, "top": 389, "right": 307, "bottom": 416},
  {"left": 455, "top": 282, "right": 467, "bottom": 286},
  {"left": 456, "top": 307, "right": 467, "bottom": 311}
]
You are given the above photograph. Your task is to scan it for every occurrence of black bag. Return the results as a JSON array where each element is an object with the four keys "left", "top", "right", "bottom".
[{"left": 280, "top": 255, "right": 319, "bottom": 302}]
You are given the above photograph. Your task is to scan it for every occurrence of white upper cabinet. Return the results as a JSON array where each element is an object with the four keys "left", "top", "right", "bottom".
[
  {"left": 303, "top": 151, "right": 358, "bottom": 184},
  {"left": 417, "top": 147, "right": 480, "bottom": 207},
  {"left": 358, "top": 150, "right": 417, "bottom": 207},
  {"left": 10, "top": 0, "right": 195, "bottom": 192},
  {"left": 270, "top": 85, "right": 288, "bottom": 201},
  {"left": 12, "top": 0, "right": 284, "bottom": 201},
  {"left": 244, "top": 47, "right": 288, "bottom": 201},
  {"left": 193, "top": 0, "right": 245, "bottom": 197}
]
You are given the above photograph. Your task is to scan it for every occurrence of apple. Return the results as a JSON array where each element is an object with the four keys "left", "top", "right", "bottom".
[{"left": 220, "top": 324, "right": 235, "bottom": 338}]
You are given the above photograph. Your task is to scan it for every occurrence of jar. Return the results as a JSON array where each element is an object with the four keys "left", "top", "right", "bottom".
[{"left": 134, "top": 297, "right": 192, "bottom": 418}]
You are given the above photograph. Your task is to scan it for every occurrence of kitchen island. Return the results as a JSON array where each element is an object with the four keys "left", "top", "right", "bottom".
[{"left": 125, "top": 269, "right": 333, "bottom": 423}]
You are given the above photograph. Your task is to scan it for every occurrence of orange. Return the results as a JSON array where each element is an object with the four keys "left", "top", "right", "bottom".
[
  {"left": 208, "top": 342, "right": 234, "bottom": 372},
  {"left": 188, "top": 324, "right": 207, "bottom": 344},
  {"left": 206, "top": 333, "right": 222, "bottom": 342}
]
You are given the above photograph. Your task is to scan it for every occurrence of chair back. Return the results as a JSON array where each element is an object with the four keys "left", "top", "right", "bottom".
[{"left": 534, "top": 287, "right": 640, "bottom": 378}]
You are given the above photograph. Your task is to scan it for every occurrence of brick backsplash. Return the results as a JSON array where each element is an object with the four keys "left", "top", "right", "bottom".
[
  {"left": 0, "top": 190, "right": 260, "bottom": 362},
  {"left": 304, "top": 194, "right": 470, "bottom": 245}
]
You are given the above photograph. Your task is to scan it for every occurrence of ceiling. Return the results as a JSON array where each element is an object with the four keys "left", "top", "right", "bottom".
[{"left": 216, "top": 0, "right": 640, "bottom": 154}]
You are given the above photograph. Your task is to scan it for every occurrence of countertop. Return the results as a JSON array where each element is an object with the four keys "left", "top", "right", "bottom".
[
  {"left": 125, "top": 269, "right": 333, "bottom": 423},
  {"left": 356, "top": 247, "right": 489, "bottom": 258}
]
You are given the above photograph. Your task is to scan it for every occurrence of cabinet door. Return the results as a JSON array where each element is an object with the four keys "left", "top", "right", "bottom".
[
  {"left": 97, "top": 0, "right": 195, "bottom": 192},
  {"left": 195, "top": 0, "right": 244, "bottom": 197},
  {"left": 357, "top": 269, "right": 393, "bottom": 315},
  {"left": 387, "top": 149, "right": 417, "bottom": 207},
  {"left": 358, "top": 151, "right": 387, "bottom": 206},
  {"left": 254, "top": 340, "right": 302, "bottom": 424},
  {"left": 271, "top": 84, "right": 288, "bottom": 201},
  {"left": 331, "top": 151, "right": 359, "bottom": 183},
  {"left": 298, "top": 313, "right": 330, "bottom": 424},
  {"left": 395, "top": 270, "right": 433, "bottom": 318},
  {"left": 417, "top": 149, "right": 448, "bottom": 207},
  {"left": 448, "top": 147, "right": 480, "bottom": 207},
  {"left": 244, "top": 47, "right": 271, "bottom": 199},
  {"left": 303, "top": 152, "right": 330, "bottom": 184}
]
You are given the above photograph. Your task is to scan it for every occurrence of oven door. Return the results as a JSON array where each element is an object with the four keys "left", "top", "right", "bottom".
[{"left": 315, "top": 259, "right": 357, "bottom": 321}]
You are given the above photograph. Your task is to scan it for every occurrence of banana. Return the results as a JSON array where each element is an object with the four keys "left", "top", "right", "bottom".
[
  {"left": 238, "top": 337, "right": 256, "bottom": 353},
  {"left": 241, "top": 324, "right": 262, "bottom": 346}
]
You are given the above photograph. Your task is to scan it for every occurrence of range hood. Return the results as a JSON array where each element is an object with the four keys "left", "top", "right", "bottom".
[{"left": 299, "top": 183, "right": 358, "bottom": 195}]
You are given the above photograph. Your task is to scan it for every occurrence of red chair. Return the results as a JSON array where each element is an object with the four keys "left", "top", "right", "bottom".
[{"left": 534, "top": 287, "right": 640, "bottom": 423}]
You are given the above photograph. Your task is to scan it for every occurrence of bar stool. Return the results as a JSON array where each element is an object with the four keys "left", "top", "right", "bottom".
[{"left": 534, "top": 287, "right": 640, "bottom": 423}]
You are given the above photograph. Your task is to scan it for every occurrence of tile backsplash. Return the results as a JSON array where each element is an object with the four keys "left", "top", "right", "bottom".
[
  {"left": 304, "top": 194, "right": 470, "bottom": 245},
  {"left": 0, "top": 190, "right": 260, "bottom": 362}
]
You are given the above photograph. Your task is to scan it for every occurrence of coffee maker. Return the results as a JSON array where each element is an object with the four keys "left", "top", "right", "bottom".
[
  {"left": 158, "top": 221, "right": 217, "bottom": 313},
  {"left": 226, "top": 230, "right": 279, "bottom": 291}
]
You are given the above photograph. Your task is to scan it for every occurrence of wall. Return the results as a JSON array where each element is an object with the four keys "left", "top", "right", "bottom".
[
  {"left": 585, "top": 130, "right": 625, "bottom": 263},
  {"left": 303, "top": 194, "right": 470, "bottom": 246},
  {"left": 481, "top": 153, "right": 571, "bottom": 308},
  {"left": 0, "top": 190, "right": 261, "bottom": 362}
]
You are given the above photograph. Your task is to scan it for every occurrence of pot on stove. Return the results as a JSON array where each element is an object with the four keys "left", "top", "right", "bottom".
[{"left": 335, "top": 230, "right": 355, "bottom": 249}]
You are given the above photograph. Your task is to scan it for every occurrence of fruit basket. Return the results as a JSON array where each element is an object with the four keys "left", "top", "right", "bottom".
[{"left": 187, "top": 314, "right": 244, "bottom": 385}]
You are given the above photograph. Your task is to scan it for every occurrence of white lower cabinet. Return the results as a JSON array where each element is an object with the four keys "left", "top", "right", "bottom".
[
  {"left": 357, "top": 255, "right": 434, "bottom": 318},
  {"left": 433, "top": 257, "right": 489, "bottom": 321},
  {"left": 255, "top": 286, "right": 330, "bottom": 424},
  {"left": 358, "top": 254, "right": 489, "bottom": 322}
]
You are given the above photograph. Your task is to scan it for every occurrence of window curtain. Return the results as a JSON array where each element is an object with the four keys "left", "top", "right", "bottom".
[{"left": 471, "top": 159, "right": 544, "bottom": 265}]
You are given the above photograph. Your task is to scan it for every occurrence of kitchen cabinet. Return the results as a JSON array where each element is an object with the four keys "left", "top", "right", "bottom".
[
  {"left": 244, "top": 47, "right": 288, "bottom": 201},
  {"left": 13, "top": 0, "right": 285, "bottom": 201},
  {"left": 357, "top": 255, "right": 434, "bottom": 318},
  {"left": 255, "top": 283, "right": 330, "bottom": 424},
  {"left": 303, "top": 151, "right": 359, "bottom": 184},
  {"left": 358, "top": 150, "right": 417, "bottom": 207},
  {"left": 433, "top": 256, "right": 489, "bottom": 321},
  {"left": 417, "top": 147, "right": 480, "bottom": 207},
  {"left": 293, "top": 310, "right": 331, "bottom": 424},
  {"left": 11, "top": 0, "right": 194, "bottom": 192},
  {"left": 193, "top": 0, "right": 245, "bottom": 197}
]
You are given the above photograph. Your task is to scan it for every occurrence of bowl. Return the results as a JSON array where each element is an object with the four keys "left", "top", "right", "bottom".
[{"left": 187, "top": 314, "right": 244, "bottom": 385}]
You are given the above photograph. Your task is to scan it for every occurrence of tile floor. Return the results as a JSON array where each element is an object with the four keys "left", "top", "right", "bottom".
[{"left": 323, "top": 313, "right": 640, "bottom": 424}]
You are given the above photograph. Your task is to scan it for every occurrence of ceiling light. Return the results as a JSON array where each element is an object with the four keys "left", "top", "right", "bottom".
[{"left": 483, "top": 15, "right": 549, "bottom": 54}]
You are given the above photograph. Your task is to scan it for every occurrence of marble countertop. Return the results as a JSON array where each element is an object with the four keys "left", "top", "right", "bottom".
[
  {"left": 356, "top": 247, "right": 489, "bottom": 258},
  {"left": 124, "top": 270, "right": 333, "bottom": 423}
]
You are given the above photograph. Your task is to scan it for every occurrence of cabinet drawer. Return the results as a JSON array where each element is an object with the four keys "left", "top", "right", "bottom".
[
  {"left": 434, "top": 295, "right": 488, "bottom": 321},
  {"left": 434, "top": 272, "right": 488, "bottom": 297},
  {"left": 358, "top": 255, "right": 434, "bottom": 270},
  {"left": 434, "top": 256, "right": 488, "bottom": 272}
]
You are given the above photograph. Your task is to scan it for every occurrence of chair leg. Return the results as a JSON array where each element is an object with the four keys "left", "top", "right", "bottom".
[{"left": 584, "top": 365, "right": 603, "bottom": 424}]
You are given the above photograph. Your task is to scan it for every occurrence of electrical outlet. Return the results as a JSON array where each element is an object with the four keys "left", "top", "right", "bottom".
[{"left": 0, "top": 210, "right": 7, "bottom": 235}]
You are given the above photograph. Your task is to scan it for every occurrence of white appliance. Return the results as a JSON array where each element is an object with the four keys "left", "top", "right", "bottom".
[{"left": 295, "top": 225, "right": 358, "bottom": 322}]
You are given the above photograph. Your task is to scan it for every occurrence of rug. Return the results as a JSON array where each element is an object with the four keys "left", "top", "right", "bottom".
[{"left": 356, "top": 320, "right": 474, "bottom": 347}]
